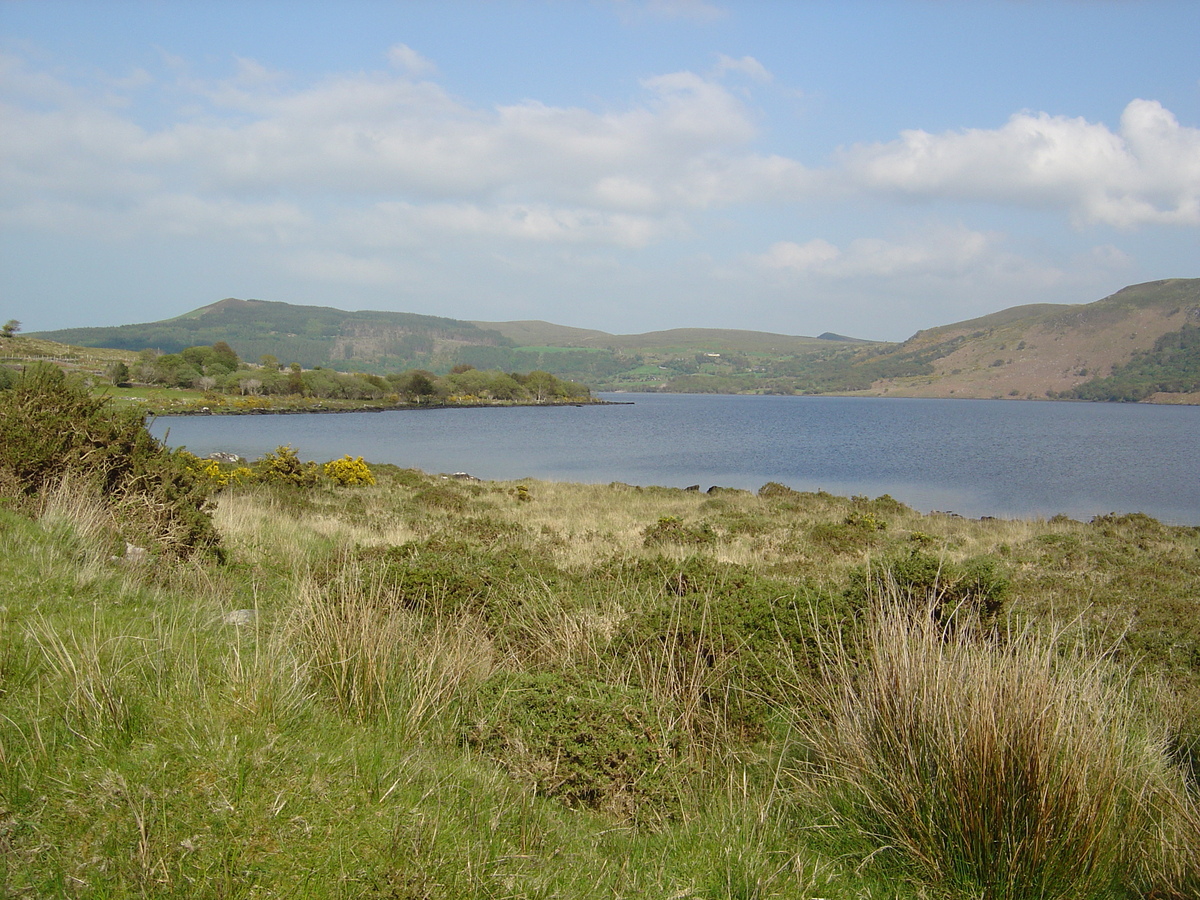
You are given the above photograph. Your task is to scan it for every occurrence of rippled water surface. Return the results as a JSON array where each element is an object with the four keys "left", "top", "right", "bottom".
[{"left": 151, "top": 393, "right": 1200, "bottom": 524}]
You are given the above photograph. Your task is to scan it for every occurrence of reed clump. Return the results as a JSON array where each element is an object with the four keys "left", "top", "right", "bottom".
[{"left": 794, "top": 592, "right": 1200, "bottom": 899}]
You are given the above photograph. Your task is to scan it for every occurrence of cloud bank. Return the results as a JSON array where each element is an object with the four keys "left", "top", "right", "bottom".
[{"left": 0, "top": 44, "right": 1195, "bottom": 336}]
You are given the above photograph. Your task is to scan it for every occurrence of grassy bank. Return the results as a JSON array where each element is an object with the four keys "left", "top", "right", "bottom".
[{"left": 3, "top": 462, "right": 1200, "bottom": 898}]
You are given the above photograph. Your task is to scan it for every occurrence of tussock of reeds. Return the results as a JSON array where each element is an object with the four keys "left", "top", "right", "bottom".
[
  {"left": 796, "top": 592, "right": 1200, "bottom": 899},
  {"left": 287, "top": 560, "right": 496, "bottom": 734}
]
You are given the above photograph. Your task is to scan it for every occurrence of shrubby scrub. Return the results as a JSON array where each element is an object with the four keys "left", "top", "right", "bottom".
[{"left": 0, "top": 364, "right": 220, "bottom": 559}]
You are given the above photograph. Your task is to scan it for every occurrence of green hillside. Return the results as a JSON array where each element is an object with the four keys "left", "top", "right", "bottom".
[
  {"left": 23, "top": 279, "right": 1200, "bottom": 402},
  {"left": 33, "top": 298, "right": 513, "bottom": 373}
]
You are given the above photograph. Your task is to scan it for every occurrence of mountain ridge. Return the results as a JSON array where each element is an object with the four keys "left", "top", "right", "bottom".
[{"left": 24, "top": 278, "right": 1200, "bottom": 402}]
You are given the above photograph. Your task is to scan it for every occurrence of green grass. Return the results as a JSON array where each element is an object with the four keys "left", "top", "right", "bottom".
[{"left": 2, "top": 464, "right": 1199, "bottom": 898}]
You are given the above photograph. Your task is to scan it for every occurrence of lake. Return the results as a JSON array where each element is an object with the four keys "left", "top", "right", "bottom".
[{"left": 150, "top": 394, "right": 1200, "bottom": 525}]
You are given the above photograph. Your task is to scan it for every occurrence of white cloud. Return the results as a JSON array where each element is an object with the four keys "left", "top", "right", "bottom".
[
  {"left": 1, "top": 51, "right": 793, "bottom": 248},
  {"left": 842, "top": 99, "right": 1200, "bottom": 228},
  {"left": 714, "top": 54, "right": 772, "bottom": 83},
  {"left": 136, "top": 194, "right": 311, "bottom": 241},
  {"left": 386, "top": 43, "right": 437, "bottom": 77},
  {"left": 757, "top": 238, "right": 840, "bottom": 272},
  {"left": 280, "top": 249, "right": 401, "bottom": 285},
  {"left": 752, "top": 225, "right": 997, "bottom": 280},
  {"left": 339, "top": 201, "right": 671, "bottom": 249}
]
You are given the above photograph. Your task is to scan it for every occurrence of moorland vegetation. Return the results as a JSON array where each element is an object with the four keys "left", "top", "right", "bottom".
[
  {"left": 2, "top": 370, "right": 1200, "bottom": 898},
  {"left": 2, "top": 369, "right": 1200, "bottom": 897}
]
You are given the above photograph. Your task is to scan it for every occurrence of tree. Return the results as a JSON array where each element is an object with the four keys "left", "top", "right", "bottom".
[
  {"left": 286, "top": 363, "right": 305, "bottom": 395},
  {"left": 211, "top": 341, "right": 240, "bottom": 369},
  {"left": 391, "top": 369, "right": 440, "bottom": 404},
  {"left": 106, "top": 360, "right": 131, "bottom": 386},
  {"left": 1, "top": 320, "right": 20, "bottom": 338},
  {"left": 524, "top": 370, "right": 559, "bottom": 403}
]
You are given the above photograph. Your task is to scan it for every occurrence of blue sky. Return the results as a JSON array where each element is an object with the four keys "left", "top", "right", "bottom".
[{"left": 2, "top": 0, "right": 1197, "bottom": 342}]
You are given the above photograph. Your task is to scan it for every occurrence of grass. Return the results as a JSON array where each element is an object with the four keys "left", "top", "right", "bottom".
[
  {"left": 794, "top": 597, "right": 1199, "bottom": 899},
  {"left": 2, "top": 466, "right": 1199, "bottom": 898}
]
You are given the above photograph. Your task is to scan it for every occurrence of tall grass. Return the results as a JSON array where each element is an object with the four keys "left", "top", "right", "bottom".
[
  {"left": 287, "top": 559, "right": 496, "bottom": 735},
  {"left": 796, "top": 594, "right": 1200, "bottom": 899}
]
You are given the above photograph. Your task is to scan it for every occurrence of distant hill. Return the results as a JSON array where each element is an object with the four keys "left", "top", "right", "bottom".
[
  {"left": 854, "top": 278, "right": 1200, "bottom": 402},
  {"left": 473, "top": 321, "right": 835, "bottom": 354},
  {"left": 23, "top": 279, "right": 1200, "bottom": 402},
  {"left": 32, "top": 298, "right": 513, "bottom": 373},
  {"left": 33, "top": 299, "right": 858, "bottom": 384}
]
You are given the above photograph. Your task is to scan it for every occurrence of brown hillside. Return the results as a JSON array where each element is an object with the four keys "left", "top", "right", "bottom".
[{"left": 861, "top": 279, "right": 1200, "bottom": 400}]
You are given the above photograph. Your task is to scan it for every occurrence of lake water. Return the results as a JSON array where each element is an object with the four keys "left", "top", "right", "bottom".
[{"left": 150, "top": 394, "right": 1200, "bottom": 525}]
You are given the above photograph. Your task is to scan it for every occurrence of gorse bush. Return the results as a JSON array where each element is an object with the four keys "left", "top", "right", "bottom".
[
  {"left": 0, "top": 365, "right": 220, "bottom": 559},
  {"left": 641, "top": 514, "right": 717, "bottom": 546},
  {"left": 253, "top": 444, "right": 322, "bottom": 486},
  {"left": 847, "top": 547, "right": 1010, "bottom": 626},
  {"left": 466, "top": 671, "right": 687, "bottom": 826},
  {"left": 323, "top": 455, "right": 375, "bottom": 486},
  {"left": 184, "top": 448, "right": 375, "bottom": 490},
  {"left": 612, "top": 556, "right": 844, "bottom": 740}
]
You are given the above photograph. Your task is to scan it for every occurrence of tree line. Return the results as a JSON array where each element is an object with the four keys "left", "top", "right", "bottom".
[{"left": 111, "top": 343, "right": 592, "bottom": 404}]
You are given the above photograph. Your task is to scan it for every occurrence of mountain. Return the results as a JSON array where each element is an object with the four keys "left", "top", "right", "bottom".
[
  {"left": 854, "top": 278, "right": 1200, "bottom": 402},
  {"left": 24, "top": 279, "right": 1200, "bottom": 402},
  {"left": 472, "top": 321, "right": 837, "bottom": 354},
  {"left": 33, "top": 299, "right": 856, "bottom": 384},
  {"left": 32, "top": 298, "right": 513, "bottom": 373}
]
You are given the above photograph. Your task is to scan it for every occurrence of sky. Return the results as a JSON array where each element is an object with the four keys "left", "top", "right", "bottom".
[{"left": 1, "top": 1, "right": 1198, "bottom": 343}]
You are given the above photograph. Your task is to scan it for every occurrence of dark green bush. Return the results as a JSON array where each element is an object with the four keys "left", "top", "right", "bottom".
[
  {"left": 612, "top": 556, "right": 847, "bottom": 738},
  {"left": 847, "top": 548, "right": 1010, "bottom": 626},
  {"left": 641, "top": 515, "right": 717, "bottom": 547},
  {"left": 0, "top": 365, "right": 220, "bottom": 559},
  {"left": 465, "top": 671, "right": 686, "bottom": 825}
]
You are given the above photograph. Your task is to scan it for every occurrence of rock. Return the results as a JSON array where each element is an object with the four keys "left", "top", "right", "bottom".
[
  {"left": 207, "top": 451, "right": 242, "bottom": 464},
  {"left": 684, "top": 484, "right": 700, "bottom": 492},
  {"left": 706, "top": 485, "right": 750, "bottom": 496},
  {"left": 114, "top": 542, "right": 149, "bottom": 565}
]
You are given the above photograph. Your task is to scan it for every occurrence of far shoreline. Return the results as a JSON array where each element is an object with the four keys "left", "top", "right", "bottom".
[{"left": 148, "top": 397, "right": 633, "bottom": 417}]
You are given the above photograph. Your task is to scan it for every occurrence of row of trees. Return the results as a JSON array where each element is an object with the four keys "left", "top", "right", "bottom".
[{"left": 115, "top": 343, "right": 591, "bottom": 404}]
